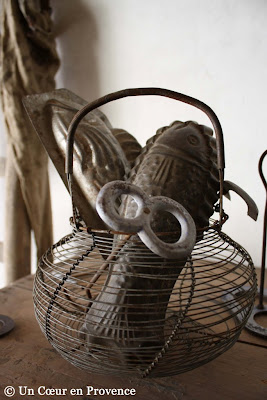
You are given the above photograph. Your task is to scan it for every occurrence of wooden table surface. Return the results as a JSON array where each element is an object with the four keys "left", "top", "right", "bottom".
[{"left": 0, "top": 273, "right": 266, "bottom": 400}]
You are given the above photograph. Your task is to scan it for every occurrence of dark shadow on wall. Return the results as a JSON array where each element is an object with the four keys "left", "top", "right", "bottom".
[{"left": 51, "top": 0, "right": 100, "bottom": 102}]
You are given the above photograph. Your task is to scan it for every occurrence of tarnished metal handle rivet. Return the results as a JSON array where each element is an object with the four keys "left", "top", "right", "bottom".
[{"left": 96, "top": 180, "right": 196, "bottom": 259}]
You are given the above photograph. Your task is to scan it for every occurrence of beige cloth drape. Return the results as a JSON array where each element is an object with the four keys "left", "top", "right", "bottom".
[{"left": 0, "top": 0, "right": 60, "bottom": 283}]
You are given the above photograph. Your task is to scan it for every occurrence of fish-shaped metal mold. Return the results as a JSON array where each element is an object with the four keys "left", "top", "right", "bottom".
[
  {"left": 111, "top": 128, "right": 142, "bottom": 169},
  {"left": 23, "top": 89, "right": 142, "bottom": 228},
  {"left": 81, "top": 120, "right": 258, "bottom": 370},
  {"left": 127, "top": 120, "right": 220, "bottom": 232},
  {"left": 127, "top": 120, "right": 258, "bottom": 229},
  {"left": 81, "top": 120, "right": 218, "bottom": 367}
]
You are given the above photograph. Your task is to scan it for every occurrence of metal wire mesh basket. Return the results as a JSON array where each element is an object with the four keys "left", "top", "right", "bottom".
[{"left": 33, "top": 88, "right": 257, "bottom": 378}]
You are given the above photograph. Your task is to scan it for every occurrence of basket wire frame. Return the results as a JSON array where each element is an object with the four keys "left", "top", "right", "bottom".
[
  {"left": 33, "top": 88, "right": 257, "bottom": 378},
  {"left": 33, "top": 227, "right": 256, "bottom": 378}
]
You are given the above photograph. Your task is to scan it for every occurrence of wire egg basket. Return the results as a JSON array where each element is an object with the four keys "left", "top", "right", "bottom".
[{"left": 33, "top": 88, "right": 257, "bottom": 378}]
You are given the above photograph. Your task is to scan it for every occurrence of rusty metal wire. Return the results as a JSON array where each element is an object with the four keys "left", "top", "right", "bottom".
[{"left": 33, "top": 226, "right": 256, "bottom": 378}]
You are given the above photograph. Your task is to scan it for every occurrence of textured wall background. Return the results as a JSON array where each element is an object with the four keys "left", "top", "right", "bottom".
[{"left": 0, "top": 0, "right": 266, "bottom": 286}]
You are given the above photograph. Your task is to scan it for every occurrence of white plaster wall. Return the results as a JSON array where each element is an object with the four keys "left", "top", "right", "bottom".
[
  {"left": 0, "top": 0, "right": 266, "bottom": 289},
  {"left": 50, "top": 0, "right": 267, "bottom": 267}
]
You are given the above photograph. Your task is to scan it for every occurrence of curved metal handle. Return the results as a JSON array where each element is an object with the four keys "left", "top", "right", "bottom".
[
  {"left": 258, "top": 149, "right": 267, "bottom": 309},
  {"left": 259, "top": 150, "right": 267, "bottom": 193},
  {"left": 65, "top": 87, "right": 225, "bottom": 225}
]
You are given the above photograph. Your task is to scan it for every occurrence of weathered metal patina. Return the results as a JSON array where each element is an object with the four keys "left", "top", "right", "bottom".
[
  {"left": 30, "top": 87, "right": 259, "bottom": 377},
  {"left": 23, "top": 89, "right": 142, "bottom": 228}
]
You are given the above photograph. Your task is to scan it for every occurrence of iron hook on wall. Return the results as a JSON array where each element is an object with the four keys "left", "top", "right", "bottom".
[{"left": 246, "top": 149, "right": 267, "bottom": 338}]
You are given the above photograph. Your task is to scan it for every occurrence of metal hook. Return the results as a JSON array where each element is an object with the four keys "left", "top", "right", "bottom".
[
  {"left": 246, "top": 149, "right": 267, "bottom": 338},
  {"left": 258, "top": 149, "right": 267, "bottom": 309}
]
